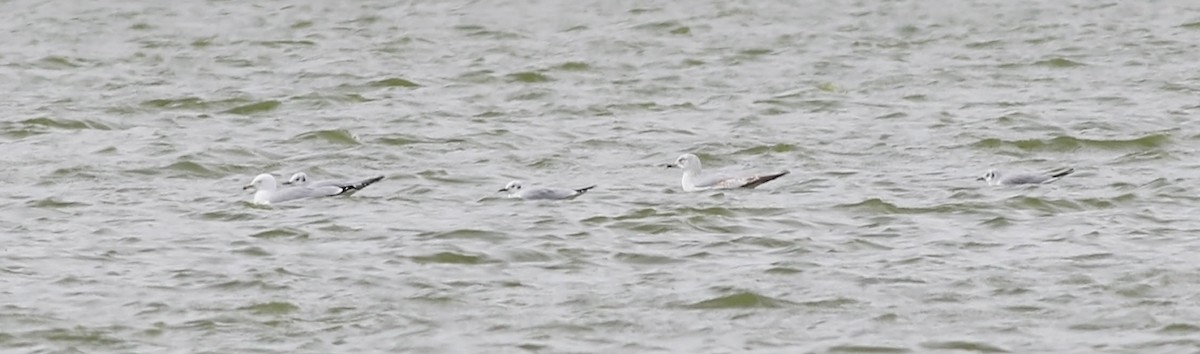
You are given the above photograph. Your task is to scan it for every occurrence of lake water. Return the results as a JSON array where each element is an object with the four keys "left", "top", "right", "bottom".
[{"left": 3, "top": 0, "right": 1200, "bottom": 353}]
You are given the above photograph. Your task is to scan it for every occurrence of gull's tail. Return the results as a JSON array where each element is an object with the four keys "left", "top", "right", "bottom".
[
  {"left": 556, "top": 185, "right": 597, "bottom": 200},
  {"left": 336, "top": 176, "right": 385, "bottom": 195},
  {"left": 742, "top": 170, "right": 790, "bottom": 189},
  {"left": 1043, "top": 168, "right": 1075, "bottom": 184},
  {"left": 1049, "top": 168, "right": 1075, "bottom": 179}
]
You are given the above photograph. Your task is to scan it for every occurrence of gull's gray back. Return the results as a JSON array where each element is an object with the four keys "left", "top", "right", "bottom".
[
  {"left": 307, "top": 180, "right": 345, "bottom": 188},
  {"left": 693, "top": 173, "right": 742, "bottom": 188},
  {"left": 1002, "top": 173, "right": 1052, "bottom": 185},
  {"left": 269, "top": 185, "right": 342, "bottom": 203},
  {"left": 518, "top": 187, "right": 577, "bottom": 200}
]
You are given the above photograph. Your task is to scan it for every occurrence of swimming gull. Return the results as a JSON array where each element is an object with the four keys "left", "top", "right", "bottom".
[
  {"left": 977, "top": 167, "right": 1074, "bottom": 186},
  {"left": 282, "top": 172, "right": 385, "bottom": 196},
  {"left": 665, "top": 153, "right": 789, "bottom": 192},
  {"left": 243, "top": 173, "right": 384, "bottom": 205},
  {"left": 498, "top": 180, "right": 596, "bottom": 200}
]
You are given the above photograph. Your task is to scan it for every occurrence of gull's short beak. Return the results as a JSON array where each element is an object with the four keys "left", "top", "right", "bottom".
[
  {"left": 242, "top": 184, "right": 254, "bottom": 190},
  {"left": 281, "top": 181, "right": 292, "bottom": 185},
  {"left": 497, "top": 188, "right": 508, "bottom": 192},
  {"left": 664, "top": 164, "right": 677, "bottom": 169},
  {"left": 975, "top": 176, "right": 985, "bottom": 181}
]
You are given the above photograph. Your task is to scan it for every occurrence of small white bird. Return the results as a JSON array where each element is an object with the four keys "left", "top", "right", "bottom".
[
  {"left": 977, "top": 168, "right": 1074, "bottom": 186},
  {"left": 281, "top": 172, "right": 383, "bottom": 196},
  {"left": 665, "top": 153, "right": 789, "bottom": 192},
  {"left": 243, "top": 173, "right": 384, "bottom": 205},
  {"left": 497, "top": 180, "right": 596, "bottom": 200}
]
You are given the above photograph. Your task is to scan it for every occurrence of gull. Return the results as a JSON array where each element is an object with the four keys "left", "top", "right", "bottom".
[
  {"left": 242, "top": 173, "right": 384, "bottom": 205},
  {"left": 497, "top": 180, "right": 596, "bottom": 200},
  {"left": 665, "top": 153, "right": 789, "bottom": 192},
  {"left": 282, "top": 172, "right": 384, "bottom": 196},
  {"left": 977, "top": 167, "right": 1074, "bottom": 186}
]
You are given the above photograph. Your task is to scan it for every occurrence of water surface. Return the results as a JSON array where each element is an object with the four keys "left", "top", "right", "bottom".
[{"left": 3, "top": 0, "right": 1200, "bottom": 353}]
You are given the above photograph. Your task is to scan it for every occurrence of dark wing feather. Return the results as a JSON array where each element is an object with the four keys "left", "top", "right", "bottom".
[
  {"left": 738, "top": 171, "right": 790, "bottom": 189},
  {"left": 332, "top": 176, "right": 384, "bottom": 196}
]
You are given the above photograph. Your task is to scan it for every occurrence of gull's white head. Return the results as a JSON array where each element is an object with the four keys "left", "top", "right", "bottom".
[
  {"left": 498, "top": 180, "right": 523, "bottom": 193},
  {"left": 282, "top": 172, "right": 309, "bottom": 185},
  {"left": 666, "top": 153, "right": 702, "bottom": 173},
  {"left": 243, "top": 174, "right": 278, "bottom": 192},
  {"left": 977, "top": 169, "right": 1000, "bottom": 185}
]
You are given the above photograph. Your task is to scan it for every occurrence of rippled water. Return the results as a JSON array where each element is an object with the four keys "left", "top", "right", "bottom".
[{"left": 4, "top": 0, "right": 1200, "bottom": 353}]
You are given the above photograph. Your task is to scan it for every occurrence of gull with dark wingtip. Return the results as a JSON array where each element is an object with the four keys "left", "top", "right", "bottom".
[
  {"left": 244, "top": 173, "right": 384, "bottom": 205},
  {"left": 665, "top": 153, "right": 789, "bottom": 192},
  {"left": 498, "top": 180, "right": 596, "bottom": 200},
  {"left": 282, "top": 172, "right": 385, "bottom": 197},
  {"left": 977, "top": 167, "right": 1074, "bottom": 186}
]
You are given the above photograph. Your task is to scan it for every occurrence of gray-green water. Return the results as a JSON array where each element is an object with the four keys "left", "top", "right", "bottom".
[{"left": 4, "top": 0, "right": 1200, "bottom": 353}]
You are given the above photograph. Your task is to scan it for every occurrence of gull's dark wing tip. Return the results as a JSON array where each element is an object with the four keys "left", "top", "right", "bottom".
[
  {"left": 1050, "top": 168, "right": 1075, "bottom": 179},
  {"left": 741, "top": 171, "right": 789, "bottom": 189},
  {"left": 356, "top": 176, "right": 385, "bottom": 189},
  {"left": 336, "top": 175, "right": 385, "bottom": 195}
]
